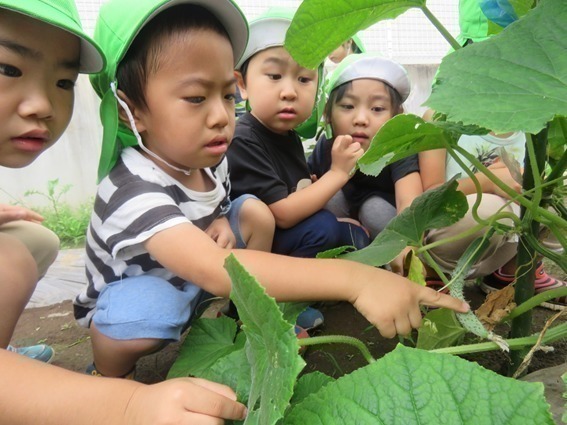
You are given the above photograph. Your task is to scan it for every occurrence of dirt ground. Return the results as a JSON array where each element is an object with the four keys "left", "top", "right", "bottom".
[{"left": 12, "top": 281, "right": 567, "bottom": 384}]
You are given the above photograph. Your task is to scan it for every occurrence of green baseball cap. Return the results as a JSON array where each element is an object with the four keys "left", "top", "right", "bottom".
[
  {"left": 89, "top": 0, "right": 249, "bottom": 181},
  {"left": 0, "top": 0, "right": 105, "bottom": 73},
  {"left": 235, "top": 7, "right": 324, "bottom": 139}
]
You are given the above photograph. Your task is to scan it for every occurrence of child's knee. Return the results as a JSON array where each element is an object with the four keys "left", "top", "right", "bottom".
[
  {"left": 0, "top": 233, "right": 39, "bottom": 288},
  {"left": 241, "top": 198, "right": 275, "bottom": 235},
  {"left": 0, "top": 221, "right": 59, "bottom": 277}
]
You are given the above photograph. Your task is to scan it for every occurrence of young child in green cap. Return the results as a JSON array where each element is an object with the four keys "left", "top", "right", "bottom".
[
  {"left": 0, "top": 2, "right": 250, "bottom": 424},
  {"left": 73, "top": 0, "right": 469, "bottom": 381},
  {"left": 0, "top": 0, "right": 104, "bottom": 363},
  {"left": 309, "top": 54, "right": 423, "bottom": 275}
]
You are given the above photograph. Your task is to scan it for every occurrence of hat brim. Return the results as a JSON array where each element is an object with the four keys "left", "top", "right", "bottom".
[
  {"left": 328, "top": 54, "right": 411, "bottom": 102},
  {"left": 0, "top": 3, "right": 105, "bottom": 73},
  {"left": 134, "top": 0, "right": 248, "bottom": 67},
  {"left": 236, "top": 17, "right": 290, "bottom": 70}
]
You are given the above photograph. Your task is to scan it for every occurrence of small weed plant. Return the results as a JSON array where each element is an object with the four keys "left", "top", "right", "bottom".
[{"left": 23, "top": 179, "right": 91, "bottom": 248}]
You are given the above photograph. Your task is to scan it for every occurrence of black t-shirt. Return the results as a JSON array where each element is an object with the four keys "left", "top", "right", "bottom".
[
  {"left": 308, "top": 134, "right": 419, "bottom": 213},
  {"left": 227, "top": 113, "right": 310, "bottom": 205}
]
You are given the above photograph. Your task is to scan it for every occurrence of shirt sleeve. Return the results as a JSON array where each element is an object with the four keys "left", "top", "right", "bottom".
[
  {"left": 389, "top": 154, "right": 420, "bottom": 184},
  {"left": 97, "top": 179, "right": 189, "bottom": 257},
  {"left": 307, "top": 136, "right": 331, "bottom": 178}
]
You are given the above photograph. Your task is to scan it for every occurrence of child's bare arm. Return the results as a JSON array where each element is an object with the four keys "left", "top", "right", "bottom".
[
  {"left": 394, "top": 172, "right": 423, "bottom": 214},
  {"left": 269, "top": 136, "right": 363, "bottom": 228},
  {"left": 145, "top": 223, "right": 470, "bottom": 338},
  {"left": 0, "top": 349, "right": 247, "bottom": 425},
  {"left": 419, "top": 149, "right": 447, "bottom": 191}
]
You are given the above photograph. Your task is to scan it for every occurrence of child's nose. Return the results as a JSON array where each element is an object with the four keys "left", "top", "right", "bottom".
[
  {"left": 19, "top": 84, "right": 54, "bottom": 121},
  {"left": 208, "top": 98, "right": 231, "bottom": 128},
  {"left": 280, "top": 81, "right": 297, "bottom": 101},
  {"left": 353, "top": 110, "right": 368, "bottom": 126}
]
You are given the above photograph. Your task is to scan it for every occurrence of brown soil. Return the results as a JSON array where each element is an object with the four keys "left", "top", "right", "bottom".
[{"left": 12, "top": 283, "right": 567, "bottom": 383}]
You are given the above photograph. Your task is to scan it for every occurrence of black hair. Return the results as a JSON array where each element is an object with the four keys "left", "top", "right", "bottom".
[
  {"left": 238, "top": 57, "right": 251, "bottom": 84},
  {"left": 116, "top": 4, "right": 230, "bottom": 110},
  {"left": 324, "top": 79, "right": 404, "bottom": 128}
]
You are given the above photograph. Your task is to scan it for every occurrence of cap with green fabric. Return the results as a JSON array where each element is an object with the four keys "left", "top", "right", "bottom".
[
  {"left": 324, "top": 53, "right": 411, "bottom": 137},
  {"left": 350, "top": 33, "right": 366, "bottom": 54},
  {"left": 235, "top": 7, "right": 325, "bottom": 140},
  {"left": 0, "top": 0, "right": 105, "bottom": 73},
  {"left": 90, "top": 0, "right": 249, "bottom": 182},
  {"left": 457, "top": 0, "right": 489, "bottom": 45}
]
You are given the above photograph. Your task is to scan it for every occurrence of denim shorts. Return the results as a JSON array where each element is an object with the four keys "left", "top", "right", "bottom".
[{"left": 92, "top": 194, "right": 258, "bottom": 341}]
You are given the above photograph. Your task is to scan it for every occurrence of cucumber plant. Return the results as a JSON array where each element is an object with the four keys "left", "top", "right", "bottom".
[{"left": 286, "top": 0, "right": 567, "bottom": 373}]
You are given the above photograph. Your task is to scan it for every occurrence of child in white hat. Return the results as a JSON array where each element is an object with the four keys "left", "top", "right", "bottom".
[{"left": 309, "top": 54, "right": 423, "bottom": 274}]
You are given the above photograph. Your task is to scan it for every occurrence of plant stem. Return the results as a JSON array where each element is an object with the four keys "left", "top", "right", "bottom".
[
  {"left": 298, "top": 335, "right": 376, "bottom": 364},
  {"left": 509, "top": 127, "right": 548, "bottom": 375},
  {"left": 417, "top": 223, "right": 487, "bottom": 253},
  {"left": 505, "top": 287, "right": 567, "bottom": 321},
  {"left": 431, "top": 322, "right": 567, "bottom": 355},
  {"left": 421, "top": 250, "right": 450, "bottom": 285},
  {"left": 456, "top": 146, "right": 564, "bottom": 228},
  {"left": 421, "top": 6, "right": 461, "bottom": 50},
  {"left": 525, "top": 134, "right": 543, "bottom": 209}
]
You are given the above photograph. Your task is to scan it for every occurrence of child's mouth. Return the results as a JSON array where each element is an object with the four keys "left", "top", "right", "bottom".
[
  {"left": 205, "top": 138, "right": 229, "bottom": 155},
  {"left": 278, "top": 108, "right": 297, "bottom": 120}
]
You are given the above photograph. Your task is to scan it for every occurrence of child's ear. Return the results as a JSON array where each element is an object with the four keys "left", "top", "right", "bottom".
[
  {"left": 235, "top": 71, "right": 248, "bottom": 100},
  {"left": 116, "top": 89, "right": 147, "bottom": 133}
]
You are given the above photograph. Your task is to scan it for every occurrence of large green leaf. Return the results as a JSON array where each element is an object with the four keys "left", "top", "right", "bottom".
[
  {"left": 358, "top": 114, "right": 457, "bottom": 177},
  {"left": 202, "top": 347, "right": 252, "bottom": 404},
  {"left": 226, "top": 255, "right": 305, "bottom": 425},
  {"left": 416, "top": 308, "right": 466, "bottom": 350},
  {"left": 290, "top": 372, "right": 335, "bottom": 406},
  {"left": 428, "top": 0, "right": 567, "bottom": 134},
  {"left": 278, "top": 302, "right": 310, "bottom": 325},
  {"left": 510, "top": 0, "right": 535, "bottom": 18},
  {"left": 285, "top": 0, "right": 425, "bottom": 69},
  {"left": 342, "top": 180, "right": 468, "bottom": 266},
  {"left": 167, "top": 316, "right": 243, "bottom": 379},
  {"left": 283, "top": 345, "right": 554, "bottom": 424}
]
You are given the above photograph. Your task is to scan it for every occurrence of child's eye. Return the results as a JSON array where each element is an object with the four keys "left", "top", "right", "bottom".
[
  {"left": 371, "top": 106, "right": 386, "bottom": 112},
  {"left": 0, "top": 63, "right": 22, "bottom": 78},
  {"left": 298, "top": 77, "right": 313, "bottom": 84},
  {"left": 338, "top": 104, "right": 354, "bottom": 110},
  {"left": 267, "top": 74, "right": 281, "bottom": 80},
  {"left": 225, "top": 93, "right": 236, "bottom": 102},
  {"left": 57, "top": 79, "right": 76, "bottom": 90},
  {"left": 184, "top": 96, "right": 205, "bottom": 104}
]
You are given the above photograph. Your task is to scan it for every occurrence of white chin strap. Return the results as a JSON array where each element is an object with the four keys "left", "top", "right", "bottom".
[{"left": 111, "top": 82, "right": 191, "bottom": 176}]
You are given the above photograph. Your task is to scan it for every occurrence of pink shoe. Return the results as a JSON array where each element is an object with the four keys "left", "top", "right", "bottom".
[{"left": 481, "top": 262, "right": 566, "bottom": 310}]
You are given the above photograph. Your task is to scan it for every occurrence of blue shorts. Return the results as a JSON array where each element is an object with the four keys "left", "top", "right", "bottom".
[{"left": 92, "top": 194, "right": 257, "bottom": 341}]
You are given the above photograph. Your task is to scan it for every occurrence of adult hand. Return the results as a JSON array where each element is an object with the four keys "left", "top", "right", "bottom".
[
  {"left": 123, "top": 377, "right": 247, "bottom": 425},
  {"left": 0, "top": 204, "right": 43, "bottom": 226}
]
